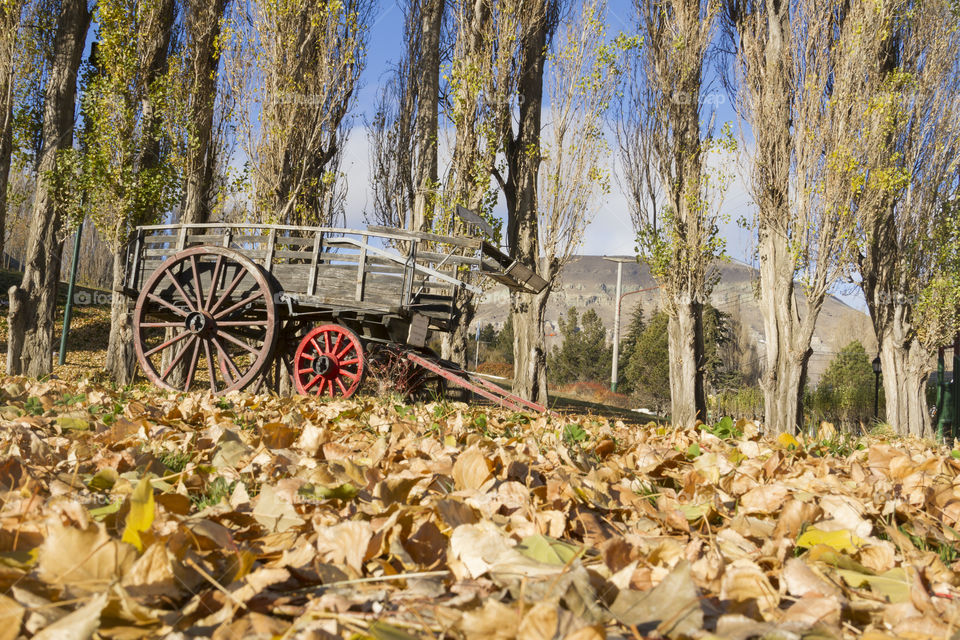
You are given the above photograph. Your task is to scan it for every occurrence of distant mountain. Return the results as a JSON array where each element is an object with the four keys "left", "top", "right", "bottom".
[{"left": 474, "top": 256, "right": 876, "bottom": 384}]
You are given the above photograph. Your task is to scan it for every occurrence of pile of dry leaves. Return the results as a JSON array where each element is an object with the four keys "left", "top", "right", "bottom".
[{"left": 0, "top": 376, "right": 958, "bottom": 639}]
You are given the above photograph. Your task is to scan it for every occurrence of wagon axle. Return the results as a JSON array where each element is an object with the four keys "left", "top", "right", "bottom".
[{"left": 185, "top": 311, "right": 211, "bottom": 336}]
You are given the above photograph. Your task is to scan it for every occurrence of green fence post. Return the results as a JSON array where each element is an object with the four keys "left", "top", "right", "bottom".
[{"left": 58, "top": 220, "right": 83, "bottom": 366}]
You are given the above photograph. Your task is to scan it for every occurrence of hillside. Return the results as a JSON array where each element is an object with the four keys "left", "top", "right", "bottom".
[{"left": 475, "top": 256, "right": 876, "bottom": 384}]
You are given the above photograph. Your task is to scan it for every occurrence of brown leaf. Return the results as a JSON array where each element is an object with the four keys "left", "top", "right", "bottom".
[
  {"left": 36, "top": 522, "right": 136, "bottom": 596},
  {"left": 452, "top": 446, "right": 493, "bottom": 491},
  {"left": 0, "top": 594, "right": 24, "bottom": 640}
]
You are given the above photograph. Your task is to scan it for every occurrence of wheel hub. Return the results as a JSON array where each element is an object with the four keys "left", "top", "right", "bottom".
[
  {"left": 185, "top": 311, "right": 212, "bottom": 335},
  {"left": 313, "top": 354, "right": 335, "bottom": 376}
]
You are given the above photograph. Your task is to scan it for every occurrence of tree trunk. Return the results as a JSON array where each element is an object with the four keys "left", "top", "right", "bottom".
[
  {"left": 0, "top": 44, "right": 14, "bottom": 263},
  {"left": 105, "top": 248, "right": 136, "bottom": 384},
  {"left": 877, "top": 326, "right": 931, "bottom": 438},
  {"left": 441, "top": 288, "right": 476, "bottom": 367},
  {"left": 512, "top": 285, "right": 549, "bottom": 404},
  {"left": 410, "top": 0, "right": 443, "bottom": 233},
  {"left": 667, "top": 297, "right": 705, "bottom": 426},
  {"left": 181, "top": 0, "right": 228, "bottom": 225},
  {"left": 105, "top": 0, "right": 175, "bottom": 384},
  {"left": 505, "top": 3, "right": 550, "bottom": 403},
  {"left": 6, "top": 0, "right": 89, "bottom": 377},
  {"left": 757, "top": 228, "right": 810, "bottom": 433}
]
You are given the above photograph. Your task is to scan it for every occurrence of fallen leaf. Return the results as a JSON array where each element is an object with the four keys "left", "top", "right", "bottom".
[{"left": 121, "top": 475, "right": 156, "bottom": 552}]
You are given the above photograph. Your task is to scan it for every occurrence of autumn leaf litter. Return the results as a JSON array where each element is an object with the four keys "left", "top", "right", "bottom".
[{"left": 0, "top": 377, "right": 959, "bottom": 639}]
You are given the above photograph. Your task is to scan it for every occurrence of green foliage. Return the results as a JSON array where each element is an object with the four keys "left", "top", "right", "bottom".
[
  {"left": 623, "top": 309, "right": 671, "bottom": 413},
  {"left": 548, "top": 307, "right": 612, "bottom": 385},
  {"left": 617, "top": 304, "right": 645, "bottom": 390},
  {"left": 808, "top": 341, "right": 880, "bottom": 427},
  {"left": 73, "top": 0, "right": 182, "bottom": 247},
  {"left": 702, "top": 305, "right": 739, "bottom": 390},
  {"left": 562, "top": 422, "right": 588, "bottom": 446},
  {"left": 702, "top": 415, "right": 743, "bottom": 440},
  {"left": 492, "top": 315, "right": 514, "bottom": 365},
  {"left": 193, "top": 476, "right": 236, "bottom": 510},
  {"left": 23, "top": 396, "right": 43, "bottom": 416},
  {"left": 157, "top": 450, "right": 192, "bottom": 473}
]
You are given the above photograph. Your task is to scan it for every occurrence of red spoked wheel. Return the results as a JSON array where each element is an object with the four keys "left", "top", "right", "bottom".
[{"left": 293, "top": 324, "right": 366, "bottom": 398}]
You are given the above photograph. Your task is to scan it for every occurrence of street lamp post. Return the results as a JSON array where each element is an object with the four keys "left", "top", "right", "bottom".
[
  {"left": 603, "top": 256, "right": 658, "bottom": 393},
  {"left": 872, "top": 355, "right": 881, "bottom": 420}
]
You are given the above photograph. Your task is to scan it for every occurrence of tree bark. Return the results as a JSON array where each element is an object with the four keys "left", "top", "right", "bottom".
[
  {"left": 0, "top": 47, "right": 14, "bottom": 263},
  {"left": 512, "top": 283, "right": 549, "bottom": 403},
  {"left": 877, "top": 326, "right": 931, "bottom": 437},
  {"left": 505, "top": 2, "right": 551, "bottom": 405},
  {"left": 104, "top": 0, "right": 175, "bottom": 384},
  {"left": 105, "top": 247, "right": 136, "bottom": 384},
  {"left": 410, "top": 0, "right": 443, "bottom": 233},
  {"left": 862, "top": 224, "right": 934, "bottom": 437},
  {"left": 733, "top": 0, "right": 814, "bottom": 433},
  {"left": 181, "top": 0, "right": 228, "bottom": 225},
  {"left": 667, "top": 297, "right": 705, "bottom": 426},
  {"left": 441, "top": 288, "right": 476, "bottom": 367},
  {"left": 6, "top": 0, "right": 89, "bottom": 377}
]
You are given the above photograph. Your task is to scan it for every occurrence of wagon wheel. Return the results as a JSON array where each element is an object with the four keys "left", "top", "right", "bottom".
[
  {"left": 133, "top": 246, "right": 278, "bottom": 394},
  {"left": 293, "top": 324, "right": 366, "bottom": 398}
]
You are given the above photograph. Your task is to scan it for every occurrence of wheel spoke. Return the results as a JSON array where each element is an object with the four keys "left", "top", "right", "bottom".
[
  {"left": 214, "top": 290, "right": 263, "bottom": 320},
  {"left": 183, "top": 338, "right": 202, "bottom": 391},
  {"left": 147, "top": 293, "right": 188, "bottom": 318},
  {"left": 213, "top": 337, "right": 242, "bottom": 383},
  {"left": 160, "top": 336, "right": 197, "bottom": 381},
  {"left": 336, "top": 342, "right": 355, "bottom": 359},
  {"left": 191, "top": 255, "right": 205, "bottom": 311},
  {"left": 341, "top": 370, "right": 358, "bottom": 381},
  {"left": 217, "top": 320, "right": 269, "bottom": 327},
  {"left": 165, "top": 267, "right": 198, "bottom": 313},
  {"left": 340, "top": 357, "right": 360, "bottom": 366},
  {"left": 310, "top": 338, "right": 322, "bottom": 355},
  {"left": 327, "top": 379, "right": 335, "bottom": 396},
  {"left": 304, "top": 373, "right": 322, "bottom": 391},
  {"left": 332, "top": 333, "right": 342, "bottom": 356},
  {"left": 208, "top": 268, "right": 246, "bottom": 316},
  {"left": 140, "top": 321, "right": 184, "bottom": 328},
  {"left": 323, "top": 331, "right": 331, "bottom": 352},
  {"left": 145, "top": 330, "right": 189, "bottom": 357},
  {"left": 217, "top": 330, "right": 259, "bottom": 354},
  {"left": 203, "top": 340, "right": 218, "bottom": 393},
  {"left": 205, "top": 256, "right": 224, "bottom": 312},
  {"left": 336, "top": 378, "right": 348, "bottom": 395}
]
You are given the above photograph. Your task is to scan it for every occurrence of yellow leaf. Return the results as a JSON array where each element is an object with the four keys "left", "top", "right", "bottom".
[
  {"left": 121, "top": 476, "right": 155, "bottom": 552},
  {"left": 777, "top": 432, "right": 801, "bottom": 449},
  {"left": 835, "top": 567, "right": 909, "bottom": 603},
  {"left": 796, "top": 527, "right": 866, "bottom": 554}
]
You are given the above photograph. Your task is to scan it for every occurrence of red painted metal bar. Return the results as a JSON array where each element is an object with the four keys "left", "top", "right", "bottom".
[
  {"left": 468, "top": 372, "right": 546, "bottom": 413},
  {"left": 404, "top": 352, "right": 545, "bottom": 413}
]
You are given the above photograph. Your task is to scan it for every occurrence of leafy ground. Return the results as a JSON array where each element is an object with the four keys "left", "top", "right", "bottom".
[{"left": 0, "top": 377, "right": 958, "bottom": 639}]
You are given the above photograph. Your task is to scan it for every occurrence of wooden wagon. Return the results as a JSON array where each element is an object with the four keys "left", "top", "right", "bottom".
[{"left": 124, "top": 223, "right": 548, "bottom": 412}]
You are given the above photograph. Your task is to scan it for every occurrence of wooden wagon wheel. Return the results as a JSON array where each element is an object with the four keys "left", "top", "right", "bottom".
[
  {"left": 133, "top": 246, "right": 277, "bottom": 394},
  {"left": 293, "top": 324, "right": 366, "bottom": 398}
]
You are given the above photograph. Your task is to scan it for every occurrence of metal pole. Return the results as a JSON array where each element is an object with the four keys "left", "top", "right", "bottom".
[
  {"left": 58, "top": 220, "right": 84, "bottom": 366},
  {"left": 874, "top": 370, "right": 879, "bottom": 421},
  {"left": 611, "top": 262, "right": 623, "bottom": 392},
  {"left": 474, "top": 324, "right": 480, "bottom": 371},
  {"left": 953, "top": 334, "right": 960, "bottom": 440}
]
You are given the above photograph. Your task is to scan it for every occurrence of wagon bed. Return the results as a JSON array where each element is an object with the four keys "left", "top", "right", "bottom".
[{"left": 125, "top": 223, "right": 548, "bottom": 411}]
